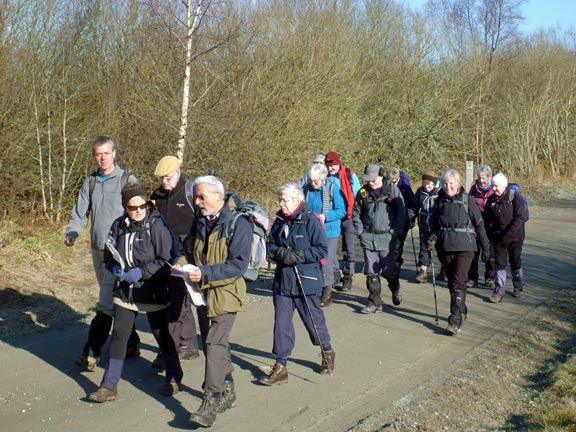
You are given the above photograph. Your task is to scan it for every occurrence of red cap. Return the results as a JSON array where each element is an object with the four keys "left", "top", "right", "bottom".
[{"left": 324, "top": 151, "right": 341, "bottom": 165}]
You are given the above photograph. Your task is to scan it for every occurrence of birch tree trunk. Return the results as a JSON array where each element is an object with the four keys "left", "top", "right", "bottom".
[{"left": 176, "top": 0, "right": 204, "bottom": 162}]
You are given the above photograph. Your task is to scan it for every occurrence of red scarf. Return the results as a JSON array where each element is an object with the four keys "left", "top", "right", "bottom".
[{"left": 337, "top": 166, "right": 355, "bottom": 218}]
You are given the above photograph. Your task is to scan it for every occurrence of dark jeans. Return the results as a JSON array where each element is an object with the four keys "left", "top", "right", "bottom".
[
  {"left": 272, "top": 294, "right": 331, "bottom": 363},
  {"left": 340, "top": 217, "right": 356, "bottom": 276},
  {"left": 468, "top": 240, "right": 495, "bottom": 281}
]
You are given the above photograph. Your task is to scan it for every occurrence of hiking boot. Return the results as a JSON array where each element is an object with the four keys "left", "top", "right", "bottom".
[
  {"left": 88, "top": 387, "right": 117, "bottom": 403},
  {"left": 215, "top": 380, "right": 236, "bottom": 414},
  {"left": 151, "top": 355, "right": 166, "bottom": 370},
  {"left": 125, "top": 345, "right": 141, "bottom": 359},
  {"left": 490, "top": 291, "right": 505, "bottom": 303},
  {"left": 437, "top": 266, "right": 446, "bottom": 281},
  {"left": 75, "top": 355, "right": 98, "bottom": 372},
  {"left": 319, "top": 349, "right": 335, "bottom": 375},
  {"left": 259, "top": 363, "right": 288, "bottom": 386},
  {"left": 392, "top": 291, "right": 402, "bottom": 306},
  {"left": 466, "top": 279, "right": 478, "bottom": 288},
  {"left": 160, "top": 381, "right": 179, "bottom": 396},
  {"left": 445, "top": 324, "right": 461, "bottom": 336},
  {"left": 340, "top": 275, "right": 353, "bottom": 292},
  {"left": 484, "top": 278, "right": 495, "bottom": 288},
  {"left": 179, "top": 350, "right": 200, "bottom": 361},
  {"left": 189, "top": 393, "right": 218, "bottom": 427},
  {"left": 416, "top": 269, "right": 428, "bottom": 284},
  {"left": 333, "top": 270, "right": 341, "bottom": 286},
  {"left": 320, "top": 290, "right": 333, "bottom": 307},
  {"left": 512, "top": 289, "right": 522, "bottom": 298},
  {"left": 360, "top": 304, "right": 382, "bottom": 314}
]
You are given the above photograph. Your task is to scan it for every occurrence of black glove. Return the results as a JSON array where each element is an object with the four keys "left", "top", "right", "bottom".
[
  {"left": 481, "top": 249, "right": 490, "bottom": 263},
  {"left": 282, "top": 249, "right": 305, "bottom": 266},
  {"left": 273, "top": 247, "right": 289, "bottom": 263},
  {"left": 427, "top": 235, "right": 437, "bottom": 251},
  {"left": 274, "top": 247, "right": 304, "bottom": 266},
  {"left": 408, "top": 210, "right": 416, "bottom": 229}
]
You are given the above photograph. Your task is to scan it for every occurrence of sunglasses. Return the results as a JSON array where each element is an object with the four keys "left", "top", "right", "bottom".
[{"left": 127, "top": 203, "right": 147, "bottom": 211}]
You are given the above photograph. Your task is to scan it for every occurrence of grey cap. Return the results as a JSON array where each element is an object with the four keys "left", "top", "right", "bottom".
[{"left": 362, "top": 164, "right": 382, "bottom": 181}]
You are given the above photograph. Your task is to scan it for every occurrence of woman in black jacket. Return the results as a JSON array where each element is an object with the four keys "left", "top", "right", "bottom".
[
  {"left": 259, "top": 183, "right": 333, "bottom": 385},
  {"left": 484, "top": 173, "right": 528, "bottom": 302},
  {"left": 87, "top": 183, "right": 183, "bottom": 402},
  {"left": 429, "top": 169, "right": 490, "bottom": 336}
]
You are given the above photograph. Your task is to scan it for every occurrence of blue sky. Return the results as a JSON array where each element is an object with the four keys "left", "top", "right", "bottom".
[{"left": 404, "top": 0, "right": 576, "bottom": 35}]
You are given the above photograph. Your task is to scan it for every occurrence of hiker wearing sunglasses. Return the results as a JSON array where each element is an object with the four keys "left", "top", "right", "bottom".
[{"left": 87, "top": 182, "right": 183, "bottom": 403}]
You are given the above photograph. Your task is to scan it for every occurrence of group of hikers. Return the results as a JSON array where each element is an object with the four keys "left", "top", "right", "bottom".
[{"left": 64, "top": 136, "right": 528, "bottom": 427}]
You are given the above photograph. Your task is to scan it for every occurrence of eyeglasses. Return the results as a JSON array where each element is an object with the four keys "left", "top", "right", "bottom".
[
  {"left": 127, "top": 203, "right": 147, "bottom": 211},
  {"left": 195, "top": 193, "right": 218, "bottom": 202},
  {"left": 160, "top": 171, "right": 178, "bottom": 182},
  {"left": 277, "top": 198, "right": 294, "bottom": 206}
]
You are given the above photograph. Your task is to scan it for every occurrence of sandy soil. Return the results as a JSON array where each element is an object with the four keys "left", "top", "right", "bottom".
[{"left": 0, "top": 200, "right": 575, "bottom": 432}]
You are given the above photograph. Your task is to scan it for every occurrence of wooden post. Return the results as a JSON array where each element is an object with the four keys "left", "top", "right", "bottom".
[{"left": 465, "top": 161, "right": 474, "bottom": 192}]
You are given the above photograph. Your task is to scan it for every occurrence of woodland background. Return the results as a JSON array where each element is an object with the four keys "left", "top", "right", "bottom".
[{"left": 1, "top": 0, "right": 575, "bottom": 223}]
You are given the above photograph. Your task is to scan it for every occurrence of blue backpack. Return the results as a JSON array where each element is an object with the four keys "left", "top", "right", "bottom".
[{"left": 508, "top": 183, "right": 529, "bottom": 222}]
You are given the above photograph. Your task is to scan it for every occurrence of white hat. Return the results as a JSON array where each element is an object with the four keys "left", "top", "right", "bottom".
[{"left": 492, "top": 172, "right": 508, "bottom": 188}]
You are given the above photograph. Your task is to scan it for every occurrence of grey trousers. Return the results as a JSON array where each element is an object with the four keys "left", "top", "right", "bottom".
[{"left": 198, "top": 310, "right": 236, "bottom": 394}]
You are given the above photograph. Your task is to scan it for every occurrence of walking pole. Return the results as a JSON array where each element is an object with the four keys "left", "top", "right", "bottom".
[
  {"left": 428, "top": 249, "right": 439, "bottom": 325},
  {"left": 293, "top": 266, "right": 333, "bottom": 377},
  {"left": 410, "top": 228, "right": 418, "bottom": 269}
]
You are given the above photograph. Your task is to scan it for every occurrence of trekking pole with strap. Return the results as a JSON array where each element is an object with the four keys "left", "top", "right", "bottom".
[
  {"left": 293, "top": 266, "right": 333, "bottom": 377},
  {"left": 410, "top": 228, "right": 418, "bottom": 269},
  {"left": 428, "top": 249, "right": 439, "bottom": 325}
]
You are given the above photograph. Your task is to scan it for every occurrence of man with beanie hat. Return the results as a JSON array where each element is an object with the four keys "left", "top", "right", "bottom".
[
  {"left": 150, "top": 156, "right": 199, "bottom": 368},
  {"left": 65, "top": 135, "right": 141, "bottom": 371},
  {"left": 325, "top": 151, "right": 362, "bottom": 291},
  {"left": 352, "top": 164, "right": 406, "bottom": 313},
  {"left": 411, "top": 170, "right": 440, "bottom": 283},
  {"left": 485, "top": 172, "right": 528, "bottom": 302}
]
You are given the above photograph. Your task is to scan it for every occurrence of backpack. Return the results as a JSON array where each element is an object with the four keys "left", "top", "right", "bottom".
[
  {"left": 87, "top": 170, "right": 131, "bottom": 215},
  {"left": 106, "top": 205, "right": 181, "bottom": 268},
  {"left": 400, "top": 171, "right": 411, "bottom": 187},
  {"left": 226, "top": 194, "right": 270, "bottom": 282},
  {"left": 508, "top": 183, "right": 529, "bottom": 222}
]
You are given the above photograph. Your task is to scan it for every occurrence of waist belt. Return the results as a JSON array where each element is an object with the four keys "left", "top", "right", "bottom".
[{"left": 440, "top": 227, "right": 476, "bottom": 234}]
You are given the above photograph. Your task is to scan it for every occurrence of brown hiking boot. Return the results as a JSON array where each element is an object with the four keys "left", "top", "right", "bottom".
[
  {"left": 320, "top": 289, "right": 333, "bottom": 307},
  {"left": 259, "top": 363, "right": 288, "bottom": 386},
  {"left": 88, "top": 387, "right": 117, "bottom": 403},
  {"left": 340, "top": 275, "right": 353, "bottom": 291},
  {"left": 75, "top": 355, "right": 98, "bottom": 372},
  {"left": 416, "top": 269, "right": 428, "bottom": 284},
  {"left": 160, "top": 381, "right": 179, "bottom": 396},
  {"left": 320, "top": 349, "right": 335, "bottom": 375},
  {"left": 466, "top": 279, "right": 478, "bottom": 288}
]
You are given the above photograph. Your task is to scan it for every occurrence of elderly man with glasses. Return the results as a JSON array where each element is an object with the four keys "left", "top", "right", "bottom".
[{"left": 150, "top": 156, "right": 200, "bottom": 370}]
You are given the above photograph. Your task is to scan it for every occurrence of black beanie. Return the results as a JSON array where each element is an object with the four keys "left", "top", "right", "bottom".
[{"left": 121, "top": 183, "right": 147, "bottom": 207}]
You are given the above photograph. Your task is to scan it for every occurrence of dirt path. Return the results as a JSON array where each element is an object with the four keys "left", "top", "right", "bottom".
[{"left": 1, "top": 201, "right": 574, "bottom": 432}]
